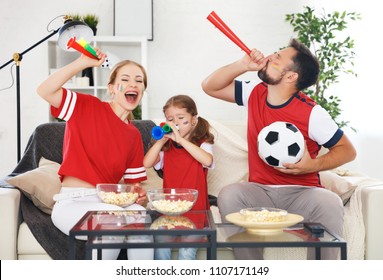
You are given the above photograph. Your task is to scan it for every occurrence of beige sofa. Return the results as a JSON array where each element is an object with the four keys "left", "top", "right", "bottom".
[{"left": 1, "top": 120, "right": 383, "bottom": 260}]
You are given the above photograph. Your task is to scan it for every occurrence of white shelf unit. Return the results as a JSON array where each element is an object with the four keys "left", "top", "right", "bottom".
[{"left": 47, "top": 36, "right": 148, "bottom": 119}]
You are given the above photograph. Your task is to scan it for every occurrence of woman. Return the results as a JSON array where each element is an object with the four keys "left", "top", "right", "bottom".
[{"left": 36, "top": 49, "right": 153, "bottom": 260}]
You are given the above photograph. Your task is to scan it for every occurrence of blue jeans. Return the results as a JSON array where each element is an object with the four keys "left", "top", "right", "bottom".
[{"left": 154, "top": 235, "right": 200, "bottom": 260}]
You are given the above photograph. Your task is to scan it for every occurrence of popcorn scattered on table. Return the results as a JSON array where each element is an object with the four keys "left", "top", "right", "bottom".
[
  {"left": 105, "top": 210, "right": 141, "bottom": 216},
  {"left": 150, "top": 216, "right": 195, "bottom": 229}
]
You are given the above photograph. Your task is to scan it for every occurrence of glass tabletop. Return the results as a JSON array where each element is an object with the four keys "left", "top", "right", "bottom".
[
  {"left": 215, "top": 223, "right": 345, "bottom": 246},
  {"left": 70, "top": 210, "right": 214, "bottom": 235},
  {"left": 68, "top": 210, "right": 218, "bottom": 259}
]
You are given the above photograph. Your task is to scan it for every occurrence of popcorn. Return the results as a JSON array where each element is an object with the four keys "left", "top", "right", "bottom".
[
  {"left": 150, "top": 216, "right": 195, "bottom": 230},
  {"left": 240, "top": 209, "right": 287, "bottom": 223},
  {"left": 98, "top": 191, "right": 138, "bottom": 207},
  {"left": 151, "top": 199, "right": 194, "bottom": 215}
]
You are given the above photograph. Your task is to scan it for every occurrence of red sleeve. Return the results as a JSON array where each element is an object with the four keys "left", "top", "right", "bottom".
[
  {"left": 123, "top": 130, "right": 147, "bottom": 184},
  {"left": 50, "top": 88, "right": 79, "bottom": 121},
  {"left": 50, "top": 88, "right": 68, "bottom": 119}
]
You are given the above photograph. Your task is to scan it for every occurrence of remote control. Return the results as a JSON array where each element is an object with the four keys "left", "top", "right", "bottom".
[{"left": 304, "top": 222, "right": 325, "bottom": 234}]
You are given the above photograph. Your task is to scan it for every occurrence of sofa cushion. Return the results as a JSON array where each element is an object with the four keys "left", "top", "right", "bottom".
[
  {"left": 320, "top": 170, "right": 358, "bottom": 204},
  {"left": 207, "top": 120, "right": 249, "bottom": 197},
  {"left": 18, "top": 222, "right": 50, "bottom": 256},
  {"left": 141, "top": 167, "right": 163, "bottom": 192},
  {"left": 6, "top": 157, "right": 61, "bottom": 214}
]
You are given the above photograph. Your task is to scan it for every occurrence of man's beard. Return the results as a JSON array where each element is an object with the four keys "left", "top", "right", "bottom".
[{"left": 258, "top": 66, "right": 282, "bottom": 85}]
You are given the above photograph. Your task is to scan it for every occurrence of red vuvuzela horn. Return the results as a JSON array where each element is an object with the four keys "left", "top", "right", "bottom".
[
  {"left": 66, "top": 37, "right": 98, "bottom": 59},
  {"left": 207, "top": 11, "right": 251, "bottom": 55}
]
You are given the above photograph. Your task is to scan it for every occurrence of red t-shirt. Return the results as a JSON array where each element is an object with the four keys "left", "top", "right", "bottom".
[
  {"left": 235, "top": 81, "right": 343, "bottom": 186},
  {"left": 161, "top": 141, "right": 210, "bottom": 211},
  {"left": 51, "top": 89, "right": 147, "bottom": 186}
]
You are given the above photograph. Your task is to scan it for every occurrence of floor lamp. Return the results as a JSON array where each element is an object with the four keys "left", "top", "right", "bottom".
[{"left": 0, "top": 16, "right": 94, "bottom": 162}]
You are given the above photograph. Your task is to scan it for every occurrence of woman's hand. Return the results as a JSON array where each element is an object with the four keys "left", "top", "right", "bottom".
[
  {"left": 132, "top": 183, "right": 147, "bottom": 206},
  {"left": 78, "top": 47, "right": 107, "bottom": 69}
]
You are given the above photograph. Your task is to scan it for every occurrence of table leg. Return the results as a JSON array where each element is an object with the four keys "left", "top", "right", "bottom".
[
  {"left": 68, "top": 236, "right": 76, "bottom": 260},
  {"left": 85, "top": 246, "right": 92, "bottom": 260},
  {"left": 340, "top": 244, "right": 347, "bottom": 260},
  {"left": 208, "top": 232, "right": 217, "bottom": 260}
]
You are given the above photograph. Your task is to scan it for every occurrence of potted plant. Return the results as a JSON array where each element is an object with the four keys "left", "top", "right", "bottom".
[
  {"left": 82, "top": 14, "right": 99, "bottom": 36},
  {"left": 285, "top": 6, "right": 361, "bottom": 130},
  {"left": 68, "top": 14, "right": 99, "bottom": 86},
  {"left": 68, "top": 14, "right": 82, "bottom": 21}
]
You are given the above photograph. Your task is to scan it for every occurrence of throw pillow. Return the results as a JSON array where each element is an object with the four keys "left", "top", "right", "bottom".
[
  {"left": 207, "top": 120, "right": 249, "bottom": 197},
  {"left": 6, "top": 157, "right": 61, "bottom": 214},
  {"left": 141, "top": 167, "right": 163, "bottom": 192},
  {"left": 319, "top": 170, "right": 357, "bottom": 204}
]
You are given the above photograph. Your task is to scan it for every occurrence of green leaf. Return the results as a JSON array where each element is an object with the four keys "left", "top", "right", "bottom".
[{"left": 285, "top": 6, "right": 360, "bottom": 129}]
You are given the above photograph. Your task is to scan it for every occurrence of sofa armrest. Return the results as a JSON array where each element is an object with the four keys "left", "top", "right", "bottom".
[
  {"left": 0, "top": 186, "right": 21, "bottom": 259},
  {"left": 361, "top": 184, "right": 383, "bottom": 259},
  {"left": 319, "top": 170, "right": 383, "bottom": 259}
]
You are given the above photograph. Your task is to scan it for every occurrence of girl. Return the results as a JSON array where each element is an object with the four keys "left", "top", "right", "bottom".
[
  {"left": 36, "top": 49, "right": 153, "bottom": 260},
  {"left": 144, "top": 94, "right": 215, "bottom": 260}
]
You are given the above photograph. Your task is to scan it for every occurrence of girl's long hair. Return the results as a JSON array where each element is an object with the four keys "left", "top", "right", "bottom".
[{"left": 162, "top": 95, "right": 214, "bottom": 151}]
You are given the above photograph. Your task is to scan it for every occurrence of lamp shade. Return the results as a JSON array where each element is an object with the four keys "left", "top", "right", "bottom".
[{"left": 57, "top": 20, "right": 94, "bottom": 51}]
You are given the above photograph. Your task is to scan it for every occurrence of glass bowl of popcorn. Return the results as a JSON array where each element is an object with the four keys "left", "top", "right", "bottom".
[
  {"left": 239, "top": 207, "right": 288, "bottom": 223},
  {"left": 147, "top": 188, "right": 198, "bottom": 216},
  {"left": 96, "top": 184, "right": 139, "bottom": 207}
]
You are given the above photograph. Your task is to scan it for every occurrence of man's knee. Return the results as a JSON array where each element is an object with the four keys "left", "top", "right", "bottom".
[
  {"left": 217, "top": 183, "right": 247, "bottom": 207},
  {"left": 317, "top": 189, "right": 343, "bottom": 215}
]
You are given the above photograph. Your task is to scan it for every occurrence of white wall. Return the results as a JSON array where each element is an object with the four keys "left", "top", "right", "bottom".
[{"left": 1, "top": 0, "right": 382, "bottom": 179}]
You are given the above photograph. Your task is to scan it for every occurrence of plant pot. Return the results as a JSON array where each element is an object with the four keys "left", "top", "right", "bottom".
[
  {"left": 90, "top": 27, "right": 97, "bottom": 36},
  {"left": 82, "top": 67, "right": 94, "bottom": 86}
]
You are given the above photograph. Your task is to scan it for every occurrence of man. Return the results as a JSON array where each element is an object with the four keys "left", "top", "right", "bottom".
[{"left": 201, "top": 39, "right": 356, "bottom": 259}]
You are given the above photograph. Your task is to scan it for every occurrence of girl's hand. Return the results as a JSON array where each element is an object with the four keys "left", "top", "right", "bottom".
[{"left": 164, "top": 122, "right": 183, "bottom": 144}]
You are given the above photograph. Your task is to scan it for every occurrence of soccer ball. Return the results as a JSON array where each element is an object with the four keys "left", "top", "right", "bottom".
[{"left": 257, "top": 121, "right": 304, "bottom": 168}]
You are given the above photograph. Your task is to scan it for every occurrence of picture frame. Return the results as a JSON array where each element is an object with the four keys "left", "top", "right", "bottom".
[{"left": 113, "top": 0, "right": 153, "bottom": 40}]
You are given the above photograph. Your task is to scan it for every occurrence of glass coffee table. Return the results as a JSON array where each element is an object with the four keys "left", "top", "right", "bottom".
[
  {"left": 214, "top": 223, "right": 347, "bottom": 260},
  {"left": 68, "top": 210, "right": 217, "bottom": 260}
]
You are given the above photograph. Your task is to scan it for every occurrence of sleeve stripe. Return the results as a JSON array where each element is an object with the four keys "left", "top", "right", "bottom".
[
  {"left": 323, "top": 129, "right": 344, "bottom": 148},
  {"left": 123, "top": 171, "right": 147, "bottom": 180},
  {"left": 124, "top": 167, "right": 147, "bottom": 180},
  {"left": 58, "top": 90, "right": 77, "bottom": 121},
  {"left": 235, "top": 80, "right": 243, "bottom": 105},
  {"left": 125, "top": 167, "right": 146, "bottom": 173}
]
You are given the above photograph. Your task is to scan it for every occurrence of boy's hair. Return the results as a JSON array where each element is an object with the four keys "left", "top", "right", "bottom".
[
  {"left": 289, "top": 38, "right": 320, "bottom": 91},
  {"left": 162, "top": 95, "right": 214, "bottom": 150}
]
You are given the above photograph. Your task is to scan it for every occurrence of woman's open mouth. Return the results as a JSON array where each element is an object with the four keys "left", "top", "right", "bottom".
[{"left": 125, "top": 92, "right": 138, "bottom": 104}]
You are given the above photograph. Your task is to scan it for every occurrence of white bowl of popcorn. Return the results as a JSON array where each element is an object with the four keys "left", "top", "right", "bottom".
[
  {"left": 147, "top": 188, "right": 198, "bottom": 216},
  {"left": 239, "top": 207, "right": 288, "bottom": 223},
  {"left": 96, "top": 184, "right": 139, "bottom": 207}
]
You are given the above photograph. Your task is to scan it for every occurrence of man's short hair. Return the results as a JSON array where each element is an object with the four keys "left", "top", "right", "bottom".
[{"left": 289, "top": 38, "right": 320, "bottom": 91}]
